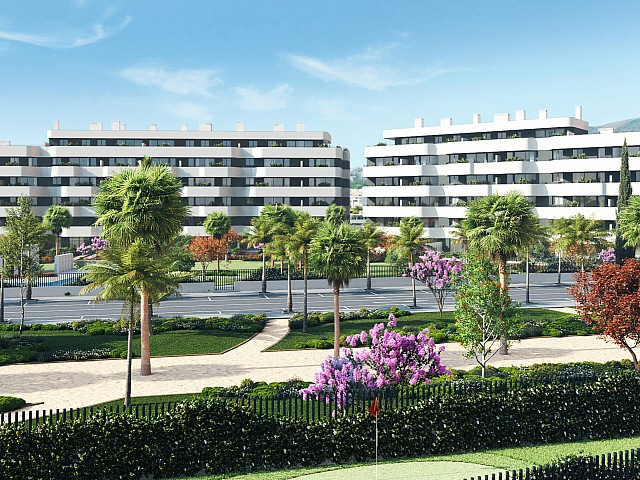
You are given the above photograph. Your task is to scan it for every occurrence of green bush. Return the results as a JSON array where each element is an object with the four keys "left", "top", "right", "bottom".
[
  {"left": 0, "top": 396, "right": 26, "bottom": 413},
  {"left": 294, "top": 339, "right": 333, "bottom": 349},
  {"left": 2, "top": 374, "right": 640, "bottom": 478}
]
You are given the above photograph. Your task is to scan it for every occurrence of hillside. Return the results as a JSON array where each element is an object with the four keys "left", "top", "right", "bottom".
[{"left": 589, "top": 117, "right": 640, "bottom": 133}]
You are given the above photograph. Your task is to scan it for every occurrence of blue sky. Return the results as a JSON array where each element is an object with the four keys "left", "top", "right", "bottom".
[{"left": 1, "top": 1, "right": 640, "bottom": 166}]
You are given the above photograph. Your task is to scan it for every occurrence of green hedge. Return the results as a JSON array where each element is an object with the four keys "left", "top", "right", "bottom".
[
  {"left": 1, "top": 374, "right": 640, "bottom": 479},
  {"left": 289, "top": 307, "right": 410, "bottom": 330},
  {"left": 0, "top": 396, "right": 25, "bottom": 413}
]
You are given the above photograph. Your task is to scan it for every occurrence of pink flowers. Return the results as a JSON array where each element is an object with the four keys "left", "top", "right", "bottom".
[
  {"left": 409, "top": 251, "right": 463, "bottom": 316},
  {"left": 598, "top": 248, "right": 615, "bottom": 263},
  {"left": 300, "top": 314, "right": 449, "bottom": 409},
  {"left": 76, "top": 236, "right": 108, "bottom": 255}
]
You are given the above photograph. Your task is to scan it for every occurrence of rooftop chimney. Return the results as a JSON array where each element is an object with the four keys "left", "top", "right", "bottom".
[
  {"left": 236, "top": 122, "right": 245, "bottom": 132},
  {"left": 414, "top": 118, "right": 424, "bottom": 128},
  {"left": 472, "top": 114, "right": 481, "bottom": 124},
  {"left": 180, "top": 124, "right": 188, "bottom": 131},
  {"left": 89, "top": 122, "right": 103, "bottom": 131},
  {"left": 494, "top": 113, "right": 510, "bottom": 122},
  {"left": 515, "top": 110, "right": 526, "bottom": 121},
  {"left": 538, "top": 109, "right": 548, "bottom": 120},
  {"left": 296, "top": 123, "right": 306, "bottom": 132},
  {"left": 440, "top": 117, "right": 453, "bottom": 126},
  {"left": 273, "top": 123, "right": 285, "bottom": 132},
  {"left": 575, "top": 105, "right": 583, "bottom": 120},
  {"left": 199, "top": 123, "right": 213, "bottom": 132}
]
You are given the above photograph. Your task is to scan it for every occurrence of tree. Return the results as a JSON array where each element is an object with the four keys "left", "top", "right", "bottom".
[
  {"left": 289, "top": 212, "right": 320, "bottom": 332},
  {"left": 560, "top": 214, "right": 608, "bottom": 271},
  {"left": 617, "top": 195, "right": 640, "bottom": 255},
  {"left": 570, "top": 259, "right": 640, "bottom": 371},
  {"left": 360, "top": 221, "right": 384, "bottom": 291},
  {"left": 616, "top": 139, "right": 635, "bottom": 264},
  {"left": 42, "top": 205, "right": 72, "bottom": 256},
  {"left": 549, "top": 217, "right": 572, "bottom": 285},
  {"left": 300, "top": 314, "right": 449, "bottom": 410},
  {"left": 203, "top": 212, "right": 231, "bottom": 240},
  {"left": 0, "top": 197, "right": 46, "bottom": 328},
  {"left": 245, "top": 218, "right": 272, "bottom": 294},
  {"left": 459, "top": 191, "right": 542, "bottom": 354},
  {"left": 309, "top": 222, "right": 366, "bottom": 358},
  {"left": 409, "top": 251, "right": 463, "bottom": 317},
  {"left": 324, "top": 204, "right": 348, "bottom": 227},
  {"left": 81, "top": 242, "right": 184, "bottom": 404},
  {"left": 93, "top": 160, "right": 189, "bottom": 376},
  {"left": 391, "top": 216, "right": 427, "bottom": 308},
  {"left": 454, "top": 256, "right": 519, "bottom": 378},
  {"left": 188, "top": 236, "right": 217, "bottom": 276}
]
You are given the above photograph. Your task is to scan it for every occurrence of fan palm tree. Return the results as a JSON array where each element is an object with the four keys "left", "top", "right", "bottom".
[
  {"left": 618, "top": 195, "right": 640, "bottom": 253},
  {"left": 93, "top": 159, "right": 189, "bottom": 376},
  {"left": 360, "top": 221, "right": 384, "bottom": 290},
  {"left": 42, "top": 205, "right": 72, "bottom": 256},
  {"left": 204, "top": 212, "right": 232, "bottom": 271},
  {"left": 459, "top": 191, "right": 543, "bottom": 354},
  {"left": 560, "top": 214, "right": 608, "bottom": 271},
  {"left": 289, "top": 212, "right": 320, "bottom": 332},
  {"left": 392, "top": 216, "right": 427, "bottom": 308},
  {"left": 549, "top": 217, "right": 572, "bottom": 284},
  {"left": 82, "top": 241, "right": 184, "bottom": 381},
  {"left": 309, "top": 222, "right": 366, "bottom": 358},
  {"left": 245, "top": 217, "right": 273, "bottom": 294}
]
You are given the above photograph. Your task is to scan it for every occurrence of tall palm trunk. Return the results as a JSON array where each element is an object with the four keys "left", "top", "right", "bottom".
[
  {"left": 287, "top": 261, "right": 293, "bottom": 312},
  {"left": 411, "top": 253, "right": 417, "bottom": 308},
  {"left": 525, "top": 248, "right": 530, "bottom": 304},
  {"left": 333, "top": 283, "right": 341, "bottom": 359},
  {"left": 0, "top": 269, "right": 4, "bottom": 324},
  {"left": 366, "top": 251, "right": 372, "bottom": 291},
  {"left": 140, "top": 290, "right": 151, "bottom": 376},
  {"left": 261, "top": 252, "right": 267, "bottom": 294},
  {"left": 125, "top": 288, "right": 134, "bottom": 407},
  {"left": 498, "top": 256, "right": 509, "bottom": 355},
  {"left": 557, "top": 251, "right": 562, "bottom": 285},
  {"left": 302, "top": 253, "right": 308, "bottom": 333},
  {"left": 55, "top": 233, "right": 60, "bottom": 257}
]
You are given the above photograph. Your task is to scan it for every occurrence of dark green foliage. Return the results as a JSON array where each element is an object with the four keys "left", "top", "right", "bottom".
[
  {"left": 0, "top": 396, "right": 26, "bottom": 413},
  {"left": 2, "top": 374, "right": 640, "bottom": 478},
  {"left": 288, "top": 308, "right": 410, "bottom": 330},
  {"left": 616, "top": 139, "right": 635, "bottom": 264}
]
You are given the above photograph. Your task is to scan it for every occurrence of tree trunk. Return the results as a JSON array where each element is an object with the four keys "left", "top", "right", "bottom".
[
  {"left": 26, "top": 281, "right": 32, "bottom": 301},
  {"left": 525, "top": 249, "right": 530, "bottom": 304},
  {"left": 287, "top": 262, "right": 293, "bottom": 312},
  {"left": 261, "top": 252, "right": 267, "bottom": 294},
  {"left": 125, "top": 289, "right": 134, "bottom": 408},
  {"left": 217, "top": 254, "right": 221, "bottom": 272},
  {"left": 411, "top": 276, "right": 417, "bottom": 308},
  {"left": 557, "top": 251, "right": 562, "bottom": 285},
  {"left": 140, "top": 290, "right": 152, "bottom": 376},
  {"left": 366, "top": 251, "right": 372, "bottom": 291},
  {"left": 333, "top": 283, "right": 341, "bottom": 359},
  {"left": 55, "top": 233, "right": 60, "bottom": 257},
  {"left": 0, "top": 271, "right": 4, "bottom": 324},
  {"left": 302, "top": 254, "right": 308, "bottom": 333},
  {"left": 19, "top": 285, "right": 25, "bottom": 335},
  {"left": 498, "top": 256, "right": 509, "bottom": 355}
]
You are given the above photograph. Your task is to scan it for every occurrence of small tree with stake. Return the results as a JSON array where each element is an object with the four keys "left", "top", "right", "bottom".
[
  {"left": 409, "top": 250, "right": 463, "bottom": 317},
  {"left": 571, "top": 258, "right": 640, "bottom": 371}
]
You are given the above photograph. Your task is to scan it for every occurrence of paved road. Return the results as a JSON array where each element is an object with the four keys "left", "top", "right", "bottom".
[{"left": 5, "top": 279, "right": 574, "bottom": 324}]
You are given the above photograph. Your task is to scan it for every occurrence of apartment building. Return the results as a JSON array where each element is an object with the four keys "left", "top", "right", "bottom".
[
  {"left": 0, "top": 121, "right": 350, "bottom": 247},
  {"left": 362, "top": 107, "right": 640, "bottom": 251}
]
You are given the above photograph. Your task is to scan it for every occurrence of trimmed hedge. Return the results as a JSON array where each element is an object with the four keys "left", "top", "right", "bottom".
[
  {"left": 0, "top": 397, "right": 25, "bottom": 413},
  {"left": 1, "top": 374, "right": 640, "bottom": 479}
]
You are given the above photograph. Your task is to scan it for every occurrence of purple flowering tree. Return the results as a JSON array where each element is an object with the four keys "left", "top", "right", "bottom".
[
  {"left": 300, "top": 314, "right": 449, "bottom": 410},
  {"left": 598, "top": 248, "right": 615, "bottom": 264},
  {"left": 409, "top": 251, "right": 463, "bottom": 317},
  {"left": 76, "top": 236, "right": 108, "bottom": 256}
]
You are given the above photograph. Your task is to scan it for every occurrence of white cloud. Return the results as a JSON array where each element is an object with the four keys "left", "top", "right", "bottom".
[
  {"left": 0, "top": 16, "right": 132, "bottom": 48},
  {"left": 235, "top": 84, "right": 293, "bottom": 110},
  {"left": 287, "top": 44, "right": 455, "bottom": 91},
  {"left": 120, "top": 65, "right": 222, "bottom": 97}
]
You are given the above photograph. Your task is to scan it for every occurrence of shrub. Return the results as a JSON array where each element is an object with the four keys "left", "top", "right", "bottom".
[
  {"left": 0, "top": 396, "right": 26, "bottom": 413},
  {"left": 294, "top": 339, "right": 333, "bottom": 349}
]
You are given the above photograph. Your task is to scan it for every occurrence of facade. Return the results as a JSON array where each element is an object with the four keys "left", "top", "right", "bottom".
[
  {"left": 0, "top": 121, "right": 350, "bottom": 247},
  {"left": 362, "top": 107, "right": 640, "bottom": 250}
]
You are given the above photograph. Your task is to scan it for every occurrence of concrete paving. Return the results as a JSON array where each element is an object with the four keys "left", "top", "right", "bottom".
[{"left": 0, "top": 309, "right": 632, "bottom": 417}]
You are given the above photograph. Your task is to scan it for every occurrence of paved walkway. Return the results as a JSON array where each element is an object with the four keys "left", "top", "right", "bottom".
[{"left": 0, "top": 314, "right": 632, "bottom": 415}]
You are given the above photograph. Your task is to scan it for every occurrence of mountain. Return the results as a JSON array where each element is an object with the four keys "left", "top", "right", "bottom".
[{"left": 589, "top": 118, "right": 640, "bottom": 134}]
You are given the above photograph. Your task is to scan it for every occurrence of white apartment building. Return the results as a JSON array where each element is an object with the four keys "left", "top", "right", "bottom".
[
  {"left": 362, "top": 107, "right": 640, "bottom": 251},
  {"left": 0, "top": 121, "right": 350, "bottom": 247}
]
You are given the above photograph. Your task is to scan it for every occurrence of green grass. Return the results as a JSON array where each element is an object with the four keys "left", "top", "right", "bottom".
[
  {"left": 90, "top": 393, "right": 201, "bottom": 409},
  {"left": 268, "top": 308, "right": 582, "bottom": 351},
  {"left": 162, "top": 434, "right": 640, "bottom": 479},
  {"left": 0, "top": 329, "right": 252, "bottom": 360}
]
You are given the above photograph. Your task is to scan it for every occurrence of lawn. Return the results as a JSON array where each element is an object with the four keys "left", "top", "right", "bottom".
[
  {"left": 268, "top": 308, "right": 588, "bottom": 351},
  {"left": 192, "top": 260, "right": 392, "bottom": 272},
  {"left": 162, "top": 434, "right": 640, "bottom": 479}
]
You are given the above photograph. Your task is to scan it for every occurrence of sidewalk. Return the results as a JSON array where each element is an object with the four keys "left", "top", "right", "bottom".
[{"left": 0, "top": 315, "right": 630, "bottom": 416}]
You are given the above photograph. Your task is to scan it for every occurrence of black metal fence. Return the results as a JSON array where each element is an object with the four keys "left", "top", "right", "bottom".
[
  {"left": 0, "top": 375, "right": 599, "bottom": 429},
  {"left": 9, "top": 264, "right": 405, "bottom": 290},
  {"left": 465, "top": 449, "right": 640, "bottom": 480}
]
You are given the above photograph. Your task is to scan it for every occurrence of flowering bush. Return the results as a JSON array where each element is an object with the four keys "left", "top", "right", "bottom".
[
  {"left": 409, "top": 251, "right": 463, "bottom": 316},
  {"left": 597, "top": 248, "right": 615, "bottom": 263},
  {"left": 76, "top": 236, "right": 108, "bottom": 256},
  {"left": 300, "top": 314, "right": 449, "bottom": 409}
]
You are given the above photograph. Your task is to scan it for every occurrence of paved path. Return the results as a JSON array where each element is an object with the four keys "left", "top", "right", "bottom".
[{"left": 0, "top": 313, "right": 632, "bottom": 416}]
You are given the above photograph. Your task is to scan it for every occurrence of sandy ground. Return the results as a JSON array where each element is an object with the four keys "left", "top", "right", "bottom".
[{"left": 0, "top": 314, "right": 631, "bottom": 416}]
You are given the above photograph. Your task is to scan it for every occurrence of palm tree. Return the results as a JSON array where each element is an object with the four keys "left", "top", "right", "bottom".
[
  {"left": 93, "top": 160, "right": 189, "bottom": 376},
  {"left": 459, "top": 191, "right": 543, "bottom": 354},
  {"left": 560, "top": 214, "right": 608, "bottom": 271},
  {"left": 360, "top": 221, "right": 384, "bottom": 290},
  {"left": 204, "top": 212, "right": 231, "bottom": 271},
  {"left": 81, "top": 242, "right": 183, "bottom": 395},
  {"left": 549, "top": 217, "right": 572, "bottom": 284},
  {"left": 309, "top": 223, "right": 366, "bottom": 358},
  {"left": 245, "top": 217, "right": 272, "bottom": 294},
  {"left": 392, "top": 216, "right": 427, "bottom": 308},
  {"left": 42, "top": 205, "right": 72, "bottom": 256},
  {"left": 324, "top": 204, "right": 348, "bottom": 226},
  {"left": 289, "top": 212, "right": 320, "bottom": 332},
  {"left": 618, "top": 195, "right": 640, "bottom": 253}
]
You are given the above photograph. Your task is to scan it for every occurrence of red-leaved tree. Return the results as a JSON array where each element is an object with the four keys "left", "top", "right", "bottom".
[
  {"left": 570, "top": 258, "right": 640, "bottom": 371},
  {"left": 188, "top": 236, "right": 217, "bottom": 275}
]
